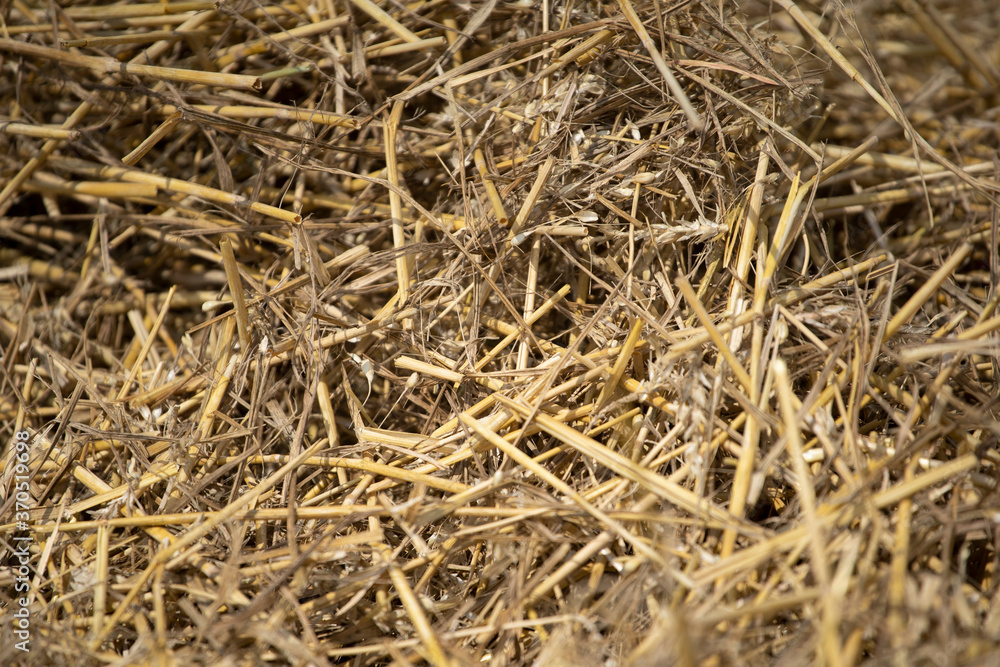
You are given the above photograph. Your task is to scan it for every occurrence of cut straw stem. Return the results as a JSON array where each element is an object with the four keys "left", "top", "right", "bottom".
[
  {"left": 219, "top": 239, "right": 252, "bottom": 350},
  {"left": 156, "top": 104, "right": 360, "bottom": 128},
  {"left": 115, "top": 286, "right": 176, "bottom": 401},
  {"left": 0, "top": 38, "right": 261, "bottom": 91},
  {"left": 807, "top": 136, "right": 881, "bottom": 187},
  {"left": 396, "top": 356, "right": 465, "bottom": 384},
  {"left": 677, "top": 277, "right": 753, "bottom": 395},
  {"left": 474, "top": 285, "right": 570, "bottom": 372},
  {"left": 62, "top": 30, "right": 196, "bottom": 48},
  {"left": 214, "top": 15, "right": 350, "bottom": 67},
  {"left": 534, "top": 29, "right": 616, "bottom": 82},
  {"left": 0, "top": 121, "right": 80, "bottom": 140},
  {"left": 594, "top": 317, "right": 645, "bottom": 412},
  {"left": 54, "top": 157, "right": 301, "bottom": 223},
  {"left": 367, "top": 36, "right": 447, "bottom": 59},
  {"left": 882, "top": 243, "right": 972, "bottom": 343},
  {"left": 63, "top": 1, "right": 214, "bottom": 20},
  {"left": 474, "top": 148, "right": 509, "bottom": 226},
  {"left": 382, "top": 551, "right": 451, "bottom": 666},
  {"left": 122, "top": 112, "right": 183, "bottom": 165},
  {"left": 510, "top": 156, "right": 554, "bottom": 238},
  {"left": 22, "top": 180, "right": 157, "bottom": 199},
  {"left": 773, "top": 359, "right": 831, "bottom": 592},
  {"left": 347, "top": 0, "right": 421, "bottom": 43},
  {"left": 812, "top": 140, "right": 943, "bottom": 176},
  {"left": 385, "top": 101, "right": 411, "bottom": 306},
  {"left": 616, "top": 0, "right": 702, "bottom": 130}
]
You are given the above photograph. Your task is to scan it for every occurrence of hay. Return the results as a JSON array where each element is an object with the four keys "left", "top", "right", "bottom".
[{"left": 1, "top": 0, "right": 998, "bottom": 664}]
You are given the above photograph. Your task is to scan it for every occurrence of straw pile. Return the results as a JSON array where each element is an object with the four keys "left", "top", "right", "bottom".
[{"left": 1, "top": 0, "right": 999, "bottom": 664}]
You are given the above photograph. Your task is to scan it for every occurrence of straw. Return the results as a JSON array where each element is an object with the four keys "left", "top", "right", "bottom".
[{"left": 4, "top": 1, "right": 995, "bottom": 663}]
